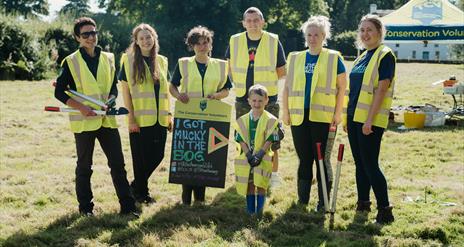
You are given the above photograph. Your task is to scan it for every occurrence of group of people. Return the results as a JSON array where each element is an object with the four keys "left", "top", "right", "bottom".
[{"left": 54, "top": 6, "right": 396, "bottom": 224}]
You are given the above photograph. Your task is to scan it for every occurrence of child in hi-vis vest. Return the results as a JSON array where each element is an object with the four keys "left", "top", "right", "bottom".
[{"left": 233, "top": 84, "right": 282, "bottom": 215}]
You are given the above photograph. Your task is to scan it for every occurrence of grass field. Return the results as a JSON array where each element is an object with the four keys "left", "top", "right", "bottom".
[{"left": 1, "top": 62, "right": 463, "bottom": 246}]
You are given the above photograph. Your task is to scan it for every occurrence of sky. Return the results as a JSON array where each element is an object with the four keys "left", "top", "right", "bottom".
[{"left": 46, "top": 0, "right": 102, "bottom": 20}]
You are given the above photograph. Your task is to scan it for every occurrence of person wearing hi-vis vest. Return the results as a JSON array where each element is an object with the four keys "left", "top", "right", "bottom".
[
  {"left": 119, "top": 24, "right": 172, "bottom": 204},
  {"left": 54, "top": 17, "right": 137, "bottom": 217},
  {"left": 346, "top": 15, "right": 396, "bottom": 224},
  {"left": 169, "top": 26, "right": 232, "bottom": 205},
  {"left": 233, "top": 85, "right": 281, "bottom": 215},
  {"left": 226, "top": 7, "right": 286, "bottom": 188},
  {"left": 282, "top": 16, "right": 347, "bottom": 212}
]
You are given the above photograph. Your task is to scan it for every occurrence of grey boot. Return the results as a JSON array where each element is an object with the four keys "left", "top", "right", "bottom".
[{"left": 297, "top": 180, "right": 311, "bottom": 205}]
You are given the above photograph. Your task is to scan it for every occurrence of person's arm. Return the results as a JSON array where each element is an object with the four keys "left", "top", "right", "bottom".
[
  {"left": 169, "top": 63, "right": 189, "bottom": 103},
  {"left": 208, "top": 88, "right": 229, "bottom": 100},
  {"left": 276, "top": 41, "right": 286, "bottom": 79},
  {"left": 282, "top": 54, "right": 292, "bottom": 126},
  {"left": 363, "top": 53, "right": 395, "bottom": 135},
  {"left": 120, "top": 80, "right": 139, "bottom": 133},
  {"left": 55, "top": 61, "right": 97, "bottom": 116},
  {"left": 332, "top": 72, "right": 347, "bottom": 127}
]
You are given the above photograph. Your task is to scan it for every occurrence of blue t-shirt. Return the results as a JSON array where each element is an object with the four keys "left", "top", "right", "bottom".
[
  {"left": 348, "top": 47, "right": 395, "bottom": 116},
  {"left": 304, "top": 52, "right": 346, "bottom": 109}
]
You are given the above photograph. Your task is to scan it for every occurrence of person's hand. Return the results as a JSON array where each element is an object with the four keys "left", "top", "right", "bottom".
[
  {"left": 250, "top": 149, "right": 265, "bottom": 167},
  {"left": 177, "top": 93, "right": 189, "bottom": 104},
  {"left": 207, "top": 93, "right": 217, "bottom": 100},
  {"left": 245, "top": 151, "right": 254, "bottom": 165},
  {"left": 282, "top": 109, "right": 291, "bottom": 126},
  {"left": 331, "top": 112, "right": 342, "bottom": 128},
  {"left": 167, "top": 116, "right": 173, "bottom": 132},
  {"left": 129, "top": 122, "right": 140, "bottom": 133},
  {"left": 362, "top": 121, "right": 373, "bottom": 135},
  {"left": 79, "top": 105, "right": 97, "bottom": 116}
]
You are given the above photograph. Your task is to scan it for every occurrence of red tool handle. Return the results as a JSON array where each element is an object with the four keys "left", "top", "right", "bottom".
[
  {"left": 316, "top": 142, "right": 323, "bottom": 160},
  {"left": 44, "top": 106, "right": 59, "bottom": 112},
  {"left": 337, "top": 144, "right": 345, "bottom": 162},
  {"left": 52, "top": 81, "right": 57, "bottom": 87}
]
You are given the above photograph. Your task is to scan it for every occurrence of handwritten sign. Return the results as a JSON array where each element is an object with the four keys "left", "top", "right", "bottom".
[{"left": 169, "top": 98, "right": 231, "bottom": 188}]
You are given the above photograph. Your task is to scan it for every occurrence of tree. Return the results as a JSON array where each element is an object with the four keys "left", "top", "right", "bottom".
[
  {"left": 0, "top": 0, "right": 49, "bottom": 18},
  {"left": 59, "top": 0, "right": 91, "bottom": 18}
]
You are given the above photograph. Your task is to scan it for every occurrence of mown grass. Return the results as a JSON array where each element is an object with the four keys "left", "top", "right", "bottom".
[{"left": 0, "top": 62, "right": 463, "bottom": 246}]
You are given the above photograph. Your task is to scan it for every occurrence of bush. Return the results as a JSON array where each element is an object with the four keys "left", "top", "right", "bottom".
[
  {"left": 0, "top": 16, "right": 51, "bottom": 80},
  {"left": 43, "top": 26, "right": 78, "bottom": 69},
  {"left": 329, "top": 31, "right": 358, "bottom": 57}
]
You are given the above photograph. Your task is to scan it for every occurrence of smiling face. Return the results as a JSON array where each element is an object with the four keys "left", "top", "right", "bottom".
[
  {"left": 305, "top": 25, "right": 325, "bottom": 50},
  {"left": 248, "top": 92, "right": 268, "bottom": 114},
  {"left": 76, "top": 24, "right": 98, "bottom": 51},
  {"left": 136, "top": 29, "right": 155, "bottom": 55},
  {"left": 359, "top": 20, "right": 381, "bottom": 49},
  {"left": 193, "top": 37, "right": 212, "bottom": 57},
  {"left": 242, "top": 12, "right": 265, "bottom": 34}
]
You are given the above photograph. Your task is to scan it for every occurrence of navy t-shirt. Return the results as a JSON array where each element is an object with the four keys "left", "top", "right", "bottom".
[
  {"left": 170, "top": 60, "right": 232, "bottom": 98},
  {"left": 304, "top": 52, "right": 346, "bottom": 109},
  {"left": 225, "top": 33, "right": 286, "bottom": 102},
  {"left": 348, "top": 47, "right": 395, "bottom": 116}
]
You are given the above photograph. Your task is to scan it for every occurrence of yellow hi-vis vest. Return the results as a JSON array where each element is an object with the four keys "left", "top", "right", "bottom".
[
  {"left": 286, "top": 48, "right": 345, "bottom": 125},
  {"left": 353, "top": 45, "right": 396, "bottom": 129},
  {"left": 120, "top": 53, "right": 170, "bottom": 127},
  {"left": 178, "top": 56, "right": 228, "bottom": 98},
  {"left": 63, "top": 49, "right": 117, "bottom": 133},
  {"left": 229, "top": 31, "right": 279, "bottom": 97},
  {"left": 233, "top": 111, "right": 278, "bottom": 196}
]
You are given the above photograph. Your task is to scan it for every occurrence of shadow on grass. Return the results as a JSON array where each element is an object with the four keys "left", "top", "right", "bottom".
[
  {"left": 2, "top": 212, "right": 137, "bottom": 247},
  {"left": 3, "top": 187, "right": 387, "bottom": 246}
]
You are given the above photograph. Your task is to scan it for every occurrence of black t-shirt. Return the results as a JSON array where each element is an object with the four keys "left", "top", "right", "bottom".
[
  {"left": 119, "top": 56, "right": 161, "bottom": 108},
  {"left": 225, "top": 33, "right": 286, "bottom": 102},
  {"left": 170, "top": 60, "right": 232, "bottom": 98},
  {"left": 54, "top": 47, "right": 118, "bottom": 105}
]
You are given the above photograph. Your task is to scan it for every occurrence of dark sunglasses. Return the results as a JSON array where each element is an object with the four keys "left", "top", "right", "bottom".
[{"left": 80, "top": 31, "right": 98, "bottom": 39}]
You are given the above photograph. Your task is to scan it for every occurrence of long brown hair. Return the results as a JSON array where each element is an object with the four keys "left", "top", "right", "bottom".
[{"left": 127, "top": 23, "right": 160, "bottom": 85}]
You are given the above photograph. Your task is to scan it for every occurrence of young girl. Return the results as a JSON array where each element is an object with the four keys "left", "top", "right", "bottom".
[
  {"left": 120, "top": 23, "right": 172, "bottom": 204},
  {"left": 233, "top": 84, "right": 282, "bottom": 215}
]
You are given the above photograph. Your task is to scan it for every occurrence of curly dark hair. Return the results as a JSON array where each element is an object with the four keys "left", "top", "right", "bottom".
[{"left": 185, "top": 26, "right": 214, "bottom": 51}]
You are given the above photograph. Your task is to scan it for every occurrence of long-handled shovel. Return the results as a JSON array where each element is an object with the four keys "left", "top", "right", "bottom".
[
  {"left": 316, "top": 142, "right": 329, "bottom": 213},
  {"left": 330, "top": 144, "right": 345, "bottom": 214}
]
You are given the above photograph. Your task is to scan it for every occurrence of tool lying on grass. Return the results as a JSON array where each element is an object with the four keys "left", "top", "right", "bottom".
[
  {"left": 45, "top": 81, "right": 128, "bottom": 116},
  {"left": 329, "top": 144, "right": 345, "bottom": 214},
  {"left": 316, "top": 142, "right": 329, "bottom": 213}
]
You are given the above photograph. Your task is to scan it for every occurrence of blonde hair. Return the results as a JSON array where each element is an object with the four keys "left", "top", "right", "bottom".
[
  {"left": 127, "top": 23, "right": 160, "bottom": 84},
  {"left": 300, "top": 15, "right": 331, "bottom": 47},
  {"left": 356, "top": 14, "right": 386, "bottom": 49},
  {"left": 248, "top": 84, "right": 268, "bottom": 98}
]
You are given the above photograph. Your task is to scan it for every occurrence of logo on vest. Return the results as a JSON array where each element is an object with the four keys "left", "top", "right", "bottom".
[{"left": 199, "top": 99, "right": 207, "bottom": 111}]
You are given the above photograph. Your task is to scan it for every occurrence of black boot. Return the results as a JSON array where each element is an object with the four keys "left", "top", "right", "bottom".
[
  {"left": 376, "top": 206, "right": 394, "bottom": 224},
  {"left": 356, "top": 201, "right": 372, "bottom": 212},
  {"left": 297, "top": 180, "right": 311, "bottom": 205}
]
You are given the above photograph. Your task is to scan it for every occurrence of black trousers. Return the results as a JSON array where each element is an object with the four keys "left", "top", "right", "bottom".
[
  {"left": 74, "top": 127, "right": 135, "bottom": 212},
  {"left": 182, "top": 185, "right": 205, "bottom": 205},
  {"left": 347, "top": 115, "right": 390, "bottom": 208},
  {"left": 129, "top": 123, "right": 167, "bottom": 198},
  {"left": 291, "top": 109, "right": 330, "bottom": 204}
]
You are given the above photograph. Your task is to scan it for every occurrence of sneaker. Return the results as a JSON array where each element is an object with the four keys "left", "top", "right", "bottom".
[
  {"left": 270, "top": 172, "right": 282, "bottom": 188},
  {"left": 119, "top": 209, "right": 140, "bottom": 218}
]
